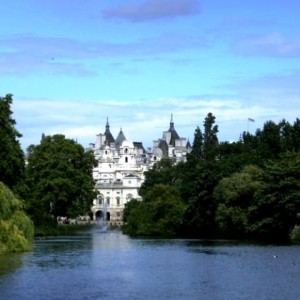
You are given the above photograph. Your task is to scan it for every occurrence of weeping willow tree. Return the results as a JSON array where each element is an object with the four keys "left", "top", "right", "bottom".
[{"left": 0, "top": 182, "right": 34, "bottom": 253}]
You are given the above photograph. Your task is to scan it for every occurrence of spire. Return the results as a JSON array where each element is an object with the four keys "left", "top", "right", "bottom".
[
  {"left": 170, "top": 113, "right": 175, "bottom": 130},
  {"left": 168, "top": 114, "right": 180, "bottom": 146},
  {"left": 115, "top": 127, "right": 126, "bottom": 149},
  {"left": 106, "top": 117, "right": 109, "bottom": 130},
  {"left": 104, "top": 117, "right": 115, "bottom": 145}
]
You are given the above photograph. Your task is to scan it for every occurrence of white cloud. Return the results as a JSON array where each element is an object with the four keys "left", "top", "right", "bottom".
[
  {"left": 12, "top": 87, "right": 300, "bottom": 151},
  {"left": 233, "top": 32, "right": 300, "bottom": 57}
]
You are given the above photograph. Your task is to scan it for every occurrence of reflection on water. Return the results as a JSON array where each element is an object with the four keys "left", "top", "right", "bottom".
[
  {"left": 0, "top": 229, "right": 300, "bottom": 300},
  {"left": 0, "top": 254, "right": 23, "bottom": 275}
]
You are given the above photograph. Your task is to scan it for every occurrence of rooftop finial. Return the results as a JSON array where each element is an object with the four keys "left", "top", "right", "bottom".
[{"left": 170, "top": 113, "right": 174, "bottom": 130}]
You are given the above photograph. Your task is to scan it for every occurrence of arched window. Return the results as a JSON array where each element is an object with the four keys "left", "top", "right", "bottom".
[
  {"left": 125, "top": 157, "right": 128, "bottom": 163},
  {"left": 126, "top": 194, "right": 133, "bottom": 201},
  {"left": 98, "top": 194, "right": 104, "bottom": 205},
  {"left": 124, "top": 148, "right": 128, "bottom": 154}
]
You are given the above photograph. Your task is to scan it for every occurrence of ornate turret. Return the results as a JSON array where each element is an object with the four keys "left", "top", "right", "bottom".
[
  {"left": 104, "top": 117, "right": 115, "bottom": 145},
  {"left": 115, "top": 128, "right": 126, "bottom": 150},
  {"left": 168, "top": 114, "right": 180, "bottom": 146}
]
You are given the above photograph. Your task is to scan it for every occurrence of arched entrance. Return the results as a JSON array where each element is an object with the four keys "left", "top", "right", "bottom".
[{"left": 95, "top": 210, "right": 110, "bottom": 221}]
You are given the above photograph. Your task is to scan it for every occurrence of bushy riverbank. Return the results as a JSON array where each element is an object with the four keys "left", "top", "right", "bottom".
[{"left": 0, "top": 182, "right": 34, "bottom": 253}]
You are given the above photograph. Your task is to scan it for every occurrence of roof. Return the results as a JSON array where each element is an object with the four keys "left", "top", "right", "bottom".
[
  {"left": 124, "top": 173, "right": 140, "bottom": 179},
  {"left": 186, "top": 139, "right": 192, "bottom": 149},
  {"left": 158, "top": 139, "right": 169, "bottom": 156},
  {"left": 133, "top": 142, "right": 146, "bottom": 153},
  {"left": 115, "top": 128, "right": 126, "bottom": 149},
  {"left": 104, "top": 118, "right": 115, "bottom": 145},
  {"left": 168, "top": 114, "right": 180, "bottom": 147}
]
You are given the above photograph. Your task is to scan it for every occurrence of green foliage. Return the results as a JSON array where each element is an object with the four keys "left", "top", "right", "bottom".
[
  {"left": 213, "top": 165, "right": 262, "bottom": 237},
  {"left": 134, "top": 115, "right": 300, "bottom": 241},
  {"left": 218, "top": 140, "right": 258, "bottom": 176},
  {"left": 203, "top": 112, "right": 219, "bottom": 161},
  {"left": 123, "top": 184, "right": 186, "bottom": 236},
  {"left": 23, "top": 134, "right": 97, "bottom": 224},
  {"left": 123, "top": 198, "right": 140, "bottom": 223},
  {"left": 247, "top": 152, "right": 300, "bottom": 240},
  {"left": 183, "top": 159, "right": 221, "bottom": 237},
  {"left": 180, "top": 113, "right": 220, "bottom": 237},
  {"left": 186, "top": 126, "right": 203, "bottom": 164},
  {"left": 0, "top": 94, "right": 25, "bottom": 189},
  {"left": 0, "top": 182, "right": 34, "bottom": 253},
  {"left": 139, "top": 157, "right": 178, "bottom": 197},
  {"left": 290, "top": 225, "right": 300, "bottom": 241}
]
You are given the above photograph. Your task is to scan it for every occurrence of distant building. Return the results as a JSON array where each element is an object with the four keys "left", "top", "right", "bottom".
[
  {"left": 152, "top": 114, "right": 191, "bottom": 164},
  {"left": 89, "top": 116, "right": 191, "bottom": 224}
]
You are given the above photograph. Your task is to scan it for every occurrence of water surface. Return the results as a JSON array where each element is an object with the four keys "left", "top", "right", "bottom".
[{"left": 0, "top": 229, "right": 300, "bottom": 299}]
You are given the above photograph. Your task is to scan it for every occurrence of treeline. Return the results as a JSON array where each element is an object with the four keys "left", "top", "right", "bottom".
[
  {"left": 2, "top": 94, "right": 300, "bottom": 245},
  {"left": 123, "top": 113, "right": 300, "bottom": 241},
  {"left": 0, "top": 94, "right": 97, "bottom": 251},
  {"left": 0, "top": 94, "right": 34, "bottom": 252}
]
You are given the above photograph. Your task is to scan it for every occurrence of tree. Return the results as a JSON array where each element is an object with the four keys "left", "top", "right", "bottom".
[
  {"left": 123, "top": 184, "right": 186, "bottom": 236},
  {"left": 213, "top": 165, "right": 262, "bottom": 238},
  {"left": 187, "top": 126, "right": 203, "bottom": 164},
  {"left": 182, "top": 113, "right": 220, "bottom": 237},
  {"left": 255, "top": 121, "right": 281, "bottom": 161},
  {"left": 218, "top": 140, "right": 259, "bottom": 176},
  {"left": 183, "top": 159, "right": 221, "bottom": 237},
  {"left": 0, "top": 94, "right": 25, "bottom": 189},
  {"left": 0, "top": 182, "right": 34, "bottom": 253},
  {"left": 247, "top": 152, "right": 300, "bottom": 240},
  {"left": 203, "top": 112, "right": 219, "bottom": 161},
  {"left": 23, "top": 134, "right": 97, "bottom": 224},
  {"left": 292, "top": 118, "right": 300, "bottom": 151},
  {"left": 179, "top": 127, "right": 204, "bottom": 204},
  {"left": 123, "top": 198, "right": 140, "bottom": 223},
  {"left": 139, "top": 157, "right": 178, "bottom": 197}
]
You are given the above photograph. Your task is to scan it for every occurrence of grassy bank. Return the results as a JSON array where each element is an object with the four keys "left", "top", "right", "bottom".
[{"left": 34, "top": 223, "right": 96, "bottom": 237}]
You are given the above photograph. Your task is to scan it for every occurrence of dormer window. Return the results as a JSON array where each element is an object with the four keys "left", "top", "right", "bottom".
[{"left": 124, "top": 147, "right": 128, "bottom": 154}]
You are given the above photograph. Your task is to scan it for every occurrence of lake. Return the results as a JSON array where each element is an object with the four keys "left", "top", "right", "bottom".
[{"left": 0, "top": 228, "right": 300, "bottom": 300}]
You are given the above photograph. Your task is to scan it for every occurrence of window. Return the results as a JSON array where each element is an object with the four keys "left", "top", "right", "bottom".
[
  {"left": 126, "top": 194, "right": 133, "bottom": 200},
  {"left": 124, "top": 147, "right": 128, "bottom": 154},
  {"left": 106, "top": 197, "right": 110, "bottom": 205},
  {"left": 116, "top": 197, "right": 120, "bottom": 206},
  {"left": 98, "top": 194, "right": 104, "bottom": 205},
  {"left": 125, "top": 157, "right": 128, "bottom": 163}
]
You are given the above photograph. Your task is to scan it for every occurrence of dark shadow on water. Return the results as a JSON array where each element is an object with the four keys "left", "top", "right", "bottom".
[{"left": 0, "top": 253, "right": 23, "bottom": 275}]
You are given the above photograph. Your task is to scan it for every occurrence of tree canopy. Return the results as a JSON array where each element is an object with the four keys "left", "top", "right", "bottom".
[
  {"left": 123, "top": 184, "right": 186, "bottom": 236},
  {"left": 23, "top": 134, "right": 97, "bottom": 225},
  {"left": 0, "top": 182, "right": 34, "bottom": 253},
  {"left": 0, "top": 94, "right": 25, "bottom": 189},
  {"left": 124, "top": 113, "right": 300, "bottom": 241},
  {"left": 2, "top": 96, "right": 300, "bottom": 242}
]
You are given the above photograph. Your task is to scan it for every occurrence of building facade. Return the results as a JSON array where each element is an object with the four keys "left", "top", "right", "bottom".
[{"left": 89, "top": 116, "right": 191, "bottom": 224}]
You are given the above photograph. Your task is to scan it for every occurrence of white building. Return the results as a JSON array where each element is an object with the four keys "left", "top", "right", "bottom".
[{"left": 89, "top": 116, "right": 191, "bottom": 224}]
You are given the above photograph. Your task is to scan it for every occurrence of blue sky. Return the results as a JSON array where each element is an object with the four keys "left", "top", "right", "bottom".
[{"left": 1, "top": 0, "right": 300, "bottom": 150}]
